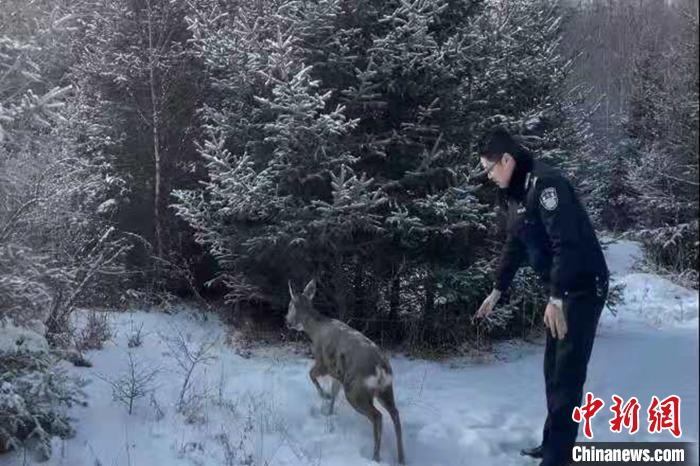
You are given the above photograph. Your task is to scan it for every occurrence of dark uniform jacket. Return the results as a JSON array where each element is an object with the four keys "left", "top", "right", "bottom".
[{"left": 495, "top": 160, "right": 608, "bottom": 300}]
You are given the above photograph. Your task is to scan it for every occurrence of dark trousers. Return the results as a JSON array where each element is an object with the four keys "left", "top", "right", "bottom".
[{"left": 541, "top": 277, "right": 608, "bottom": 466}]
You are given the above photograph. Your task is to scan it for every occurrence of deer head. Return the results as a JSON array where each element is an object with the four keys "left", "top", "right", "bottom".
[{"left": 286, "top": 278, "right": 316, "bottom": 331}]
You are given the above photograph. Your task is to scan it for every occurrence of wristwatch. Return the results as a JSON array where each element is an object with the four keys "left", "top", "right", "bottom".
[{"left": 548, "top": 297, "right": 563, "bottom": 309}]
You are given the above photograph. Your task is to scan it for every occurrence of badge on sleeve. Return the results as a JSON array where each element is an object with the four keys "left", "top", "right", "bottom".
[{"left": 539, "top": 187, "right": 558, "bottom": 211}]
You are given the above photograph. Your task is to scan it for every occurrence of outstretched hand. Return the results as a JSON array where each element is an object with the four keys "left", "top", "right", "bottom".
[{"left": 473, "top": 289, "right": 502, "bottom": 322}]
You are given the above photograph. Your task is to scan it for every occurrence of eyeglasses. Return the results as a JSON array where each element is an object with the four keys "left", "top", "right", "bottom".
[{"left": 474, "top": 159, "right": 499, "bottom": 178}]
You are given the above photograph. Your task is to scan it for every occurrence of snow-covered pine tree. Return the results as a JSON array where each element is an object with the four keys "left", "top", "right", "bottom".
[
  {"left": 0, "top": 4, "right": 105, "bottom": 459},
  {"left": 175, "top": 0, "right": 594, "bottom": 349},
  {"left": 175, "top": 0, "right": 359, "bottom": 310},
  {"left": 1, "top": 5, "right": 131, "bottom": 337},
  {"left": 624, "top": 3, "right": 698, "bottom": 282},
  {"left": 584, "top": 137, "right": 640, "bottom": 232}
]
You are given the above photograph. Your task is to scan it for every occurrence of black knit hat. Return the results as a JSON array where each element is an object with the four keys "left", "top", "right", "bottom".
[{"left": 480, "top": 126, "right": 520, "bottom": 160}]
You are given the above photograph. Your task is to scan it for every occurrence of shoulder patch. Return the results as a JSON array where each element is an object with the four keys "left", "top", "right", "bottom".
[{"left": 539, "top": 186, "right": 558, "bottom": 211}]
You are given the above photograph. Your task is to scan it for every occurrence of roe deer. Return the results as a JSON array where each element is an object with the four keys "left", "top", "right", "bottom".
[{"left": 287, "top": 279, "right": 406, "bottom": 465}]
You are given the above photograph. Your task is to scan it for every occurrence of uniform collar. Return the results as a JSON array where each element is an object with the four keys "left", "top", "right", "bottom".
[
  {"left": 505, "top": 165, "right": 534, "bottom": 201},
  {"left": 503, "top": 149, "right": 534, "bottom": 201}
]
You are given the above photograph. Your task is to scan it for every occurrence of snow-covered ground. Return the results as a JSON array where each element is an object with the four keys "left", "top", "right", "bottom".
[{"left": 2, "top": 240, "right": 697, "bottom": 466}]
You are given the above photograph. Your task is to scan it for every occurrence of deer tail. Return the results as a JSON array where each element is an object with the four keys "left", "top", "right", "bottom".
[{"left": 364, "top": 365, "right": 393, "bottom": 393}]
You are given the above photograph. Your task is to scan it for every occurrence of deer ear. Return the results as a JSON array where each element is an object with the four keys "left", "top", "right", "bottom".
[
  {"left": 303, "top": 278, "right": 316, "bottom": 300},
  {"left": 288, "top": 280, "right": 297, "bottom": 299}
]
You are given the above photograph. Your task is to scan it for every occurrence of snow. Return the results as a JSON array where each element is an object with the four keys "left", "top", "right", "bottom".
[
  {"left": 602, "top": 239, "right": 643, "bottom": 277},
  {"left": 599, "top": 239, "right": 699, "bottom": 329},
  {"left": 96, "top": 198, "right": 117, "bottom": 215},
  {"left": 0, "top": 318, "right": 49, "bottom": 354},
  {"left": 603, "top": 273, "right": 699, "bottom": 328},
  {"left": 1, "top": 239, "right": 697, "bottom": 465}
]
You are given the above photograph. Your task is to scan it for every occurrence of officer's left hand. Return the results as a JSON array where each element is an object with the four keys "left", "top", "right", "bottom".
[{"left": 543, "top": 302, "right": 567, "bottom": 339}]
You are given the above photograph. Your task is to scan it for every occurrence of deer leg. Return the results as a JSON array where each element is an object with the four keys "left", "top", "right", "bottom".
[
  {"left": 346, "top": 387, "right": 382, "bottom": 462},
  {"left": 309, "top": 362, "right": 330, "bottom": 399},
  {"left": 328, "top": 378, "right": 341, "bottom": 415},
  {"left": 378, "top": 386, "right": 406, "bottom": 465}
]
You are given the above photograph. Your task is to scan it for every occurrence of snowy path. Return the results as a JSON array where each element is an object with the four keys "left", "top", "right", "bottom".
[{"left": 2, "top": 240, "right": 697, "bottom": 466}]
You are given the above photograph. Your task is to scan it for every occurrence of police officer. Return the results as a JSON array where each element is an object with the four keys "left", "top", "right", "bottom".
[{"left": 474, "top": 127, "right": 609, "bottom": 466}]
